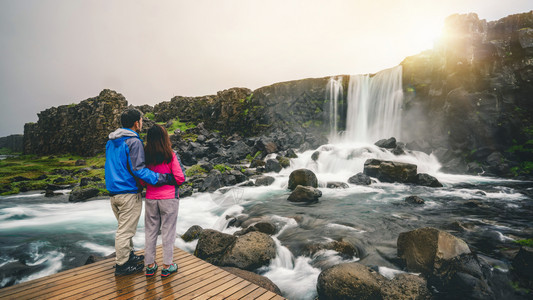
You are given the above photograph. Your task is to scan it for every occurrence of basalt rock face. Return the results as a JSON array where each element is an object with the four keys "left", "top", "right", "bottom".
[
  {"left": 153, "top": 78, "right": 335, "bottom": 138},
  {"left": 401, "top": 12, "right": 533, "bottom": 176},
  {"left": 0, "top": 134, "right": 23, "bottom": 152},
  {"left": 24, "top": 89, "right": 127, "bottom": 156}
]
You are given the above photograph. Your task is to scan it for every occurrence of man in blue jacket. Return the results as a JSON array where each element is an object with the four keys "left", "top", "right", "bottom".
[{"left": 105, "top": 108, "right": 174, "bottom": 275}]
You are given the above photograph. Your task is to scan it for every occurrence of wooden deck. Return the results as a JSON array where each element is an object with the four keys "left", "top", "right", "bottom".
[{"left": 0, "top": 246, "right": 287, "bottom": 300}]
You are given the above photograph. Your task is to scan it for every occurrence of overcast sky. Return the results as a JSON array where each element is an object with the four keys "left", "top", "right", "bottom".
[{"left": 0, "top": 0, "right": 531, "bottom": 136}]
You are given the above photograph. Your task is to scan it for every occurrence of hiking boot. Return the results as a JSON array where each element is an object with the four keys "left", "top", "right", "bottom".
[
  {"left": 128, "top": 250, "right": 144, "bottom": 264},
  {"left": 145, "top": 263, "right": 158, "bottom": 277},
  {"left": 161, "top": 263, "right": 178, "bottom": 278},
  {"left": 115, "top": 261, "right": 144, "bottom": 276}
]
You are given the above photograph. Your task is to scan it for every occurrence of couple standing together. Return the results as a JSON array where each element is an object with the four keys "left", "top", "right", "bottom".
[{"left": 105, "top": 108, "right": 185, "bottom": 277}]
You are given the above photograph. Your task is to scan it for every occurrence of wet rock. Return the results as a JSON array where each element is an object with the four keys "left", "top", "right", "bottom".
[
  {"left": 288, "top": 168, "right": 318, "bottom": 190},
  {"left": 181, "top": 225, "right": 204, "bottom": 242},
  {"left": 45, "top": 184, "right": 71, "bottom": 191},
  {"left": 194, "top": 229, "right": 237, "bottom": 265},
  {"left": 68, "top": 186, "right": 100, "bottom": 202},
  {"left": 326, "top": 181, "right": 349, "bottom": 189},
  {"left": 198, "top": 170, "right": 224, "bottom": 192},
  {"left": 405, "top": 195, "right": 425, "bottom": 204},
  {"left": 287, "top": 185, "right": 322, "bottom": 203},
  {"left": 311, "top": 151, "right": 320, "bottom": 161},
  {"left": 276, "top": 156, "right": 291, "bottom": 168},
  {"left": 0, "top": 262, "right": 46, "bottom": 288},
  {"left": 304, "top": 239, "right": 359, "bottom": 259},
  {"left": 375, "top": 137, "right": 397, "bottom": 149},
  {"left": 363, "top": 159, "right": 417, "bottom": 183},
  {"left": 255, "top": 176, "right": 275, "bottom": 186},
  {"left": 512, "top": 246, "right": 533, "bottom": 281},
  {"left": 348, "top": 172, "right": 372, "bottom": 185},
  {"left": 397, "top": 227, "right": 471, "bottom": 275},
  {"left": 220, "top": 232, "right": 276, "bottom": 271},
  {"left": 381, "top": 273, "right": 431, "bottom": 300},
  {"left": 44, "top": 189, "right": 61, "bottom": 197},
  {"left": 265, "top": 159, "right": 282, "bottom": 173},
  {"left": 414, "top": 173, "right": 443, "bottom": 187},
  {"left": 464, "top": 199, "right": 482, "bottom": 207},
  {"left": 235, "top": 221, "right": 277, "bottom": 236},
  {"left": 222, "top": 267, "right": 282, "bottom": 295},
  {"left": 398, "top": 227, "right": 494, "bottom": 299},
  {"left": 250, "top": 157, "right": 265, "bottom": 168},
  {"left": 317, "top": 263, "right": 383, "bottom": 299},
  {"left": 285, "top": 149, "right": 298, "bottom": 158},
  {"left": 178, "top": 185, "right": 193, "bottom": 198}
]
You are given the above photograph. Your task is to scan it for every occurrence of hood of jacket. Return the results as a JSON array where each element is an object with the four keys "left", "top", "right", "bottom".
[{"left": 109, "top": 128, "right": 138, "bottom": 140}]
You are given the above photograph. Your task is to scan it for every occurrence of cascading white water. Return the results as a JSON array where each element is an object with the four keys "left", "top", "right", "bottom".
[
  {"left": 339, "top": 65, "right": 403, "bottom": 143},
  {"left": 326, "top": 76, "right": 343, "bottom": 137}
]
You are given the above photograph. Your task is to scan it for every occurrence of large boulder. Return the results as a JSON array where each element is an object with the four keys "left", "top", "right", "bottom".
[
  {"left": 288, "top": 168, "right": 318, "bottom": 190},
  {"left": 265, "top": 159, "right": 282, "bottom": 173},
  {"left": 181, "top": 225, "right": 204, "bottom": 242},
  {"left": 287, "top": 185, "right": 322, "bottom": 203},
  {"left": 375, "top": 137, "right": 397, "bottom": 149},
  {"left": 194, "top": 229, "right": 237, "bottom": 265},
  {"left": 348, "top": 172, "right": 372, "bottom": 185},
  {"left": 198, "top": 169, "right": 224, "bottom": 192},
  {"left": 255, "top": 175, "right": 275, "bottom": 186},
  {"left": 397, "top": 227, "right": 493, "bottom": 299},
  {"left": 397, "top": 227, "right": 471, "bottom": 275},
  {"left": 68, "top": 186, "right": 100, "bottom": 202},
  {"left": 414, "top": 173, "right": 443, "bottom": 187},
  {"left": 220, "top": 232, "right": 276, "bottom": 271},
  {"left": 317, "top": 262, "right": 430, "bottom": 300},
  {"left": 363, "top": 159, "right": 417, "bottom": 183},
  {"left": 222, "top": 267, "right": 282, "bottom": 295}
]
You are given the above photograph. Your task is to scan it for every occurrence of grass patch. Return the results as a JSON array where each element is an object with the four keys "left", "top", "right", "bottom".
[
  {"left": 515, "top": 238, "right": 533, "bottom": 247},
  {"left": 213, "top": 164, "right": 232, "bottom": 173},
  {"left": 157, "top": 118, "right": 196, "bottom": 135},
  {"left": 185, "top": 165, "right": 207, "bottom": 177},
  {"left": 246, "top": 151, "right": 262, "bottom": 162},
  {"left": 144, "top": 112, "right": 155, "bottom": 120}
]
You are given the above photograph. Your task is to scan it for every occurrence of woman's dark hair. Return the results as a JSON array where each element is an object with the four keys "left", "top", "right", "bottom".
[
  {"left": 145, "top": 124, "right": 173, "bottom": 165},
  {"left": 121, "top": 108, "right": 142, "bottom": 128}
]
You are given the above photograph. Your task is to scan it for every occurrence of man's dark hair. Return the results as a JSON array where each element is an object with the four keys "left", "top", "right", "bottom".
[{"left": 120, "top": 108, "right": 142, "bottom": 128}]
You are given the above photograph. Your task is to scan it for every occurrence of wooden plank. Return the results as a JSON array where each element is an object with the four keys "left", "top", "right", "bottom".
[
  {"left": 12, "top": 247, "right": 176, "bottom": 300},
  {"left": 207, "top": 280, "right": 254, "bottom": 300},
  {"left": 240, "top": 287, "right": 269, "bottom": 299},
  {"left": 161, "top": 268, "right": 229, "bottom": 299},
  {"left": 60, "top": 252, "right": 199, "bottom": 300},
  {"left": 225, "top": 284, "right": 262, "bottom": 299},
  {"left": 78, "top": 250, "right": 201, "bottom": 300},
  {"left": 112, "top": 259, "right": 218, "bottom": 300},
  {"left": 0, "top": 246, "right": 288, "bottom": 300},
  {"left": 191, "top": 276, "right": 245, "bottom": 299}
]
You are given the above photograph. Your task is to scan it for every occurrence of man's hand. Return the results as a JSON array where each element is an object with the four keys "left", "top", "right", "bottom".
[{"left": 165, "top": 173, "right": 177, "bottom": 186}]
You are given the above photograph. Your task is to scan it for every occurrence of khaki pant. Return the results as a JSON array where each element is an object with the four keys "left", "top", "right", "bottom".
[{"left": 110, "top": 193, "right": 142, "bottom": 266}]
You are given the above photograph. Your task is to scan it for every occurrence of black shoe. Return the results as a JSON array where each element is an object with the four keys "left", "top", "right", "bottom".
[
  {"left": 128, "top": 250, "right": 144, "bottom": 264},
  {"left": 115, "top": 261, "right": 144, "bottom": 276}
]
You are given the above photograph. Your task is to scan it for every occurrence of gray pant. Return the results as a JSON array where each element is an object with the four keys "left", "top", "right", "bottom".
[
  {"left": 110, "top": 193, "right": 142, "bottom": 266},
  {"left": 144, "top": 198, "right": 179, "bottom": 266}
]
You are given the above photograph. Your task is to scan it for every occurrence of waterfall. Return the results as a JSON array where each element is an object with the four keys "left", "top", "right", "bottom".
[
  {"left": 336, "top": 65, "right": 403, "bottom": 143},
  {"left": 326, "top": 76, "right": 343, "bottom": 138}
]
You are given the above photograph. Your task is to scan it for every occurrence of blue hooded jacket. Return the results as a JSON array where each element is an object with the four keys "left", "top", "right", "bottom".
[{"left": 105, "top": 128, "right": 167, "bottom": 194}]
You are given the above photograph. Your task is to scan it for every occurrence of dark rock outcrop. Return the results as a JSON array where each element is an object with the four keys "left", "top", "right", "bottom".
[
  {"left": 24, "top": 89, "right": 127, "bottom": 156},
  {"left": 181, "top": 225, "right": 204, "bottom": 242},
  {"left": 363, "top": 159, "right": 417, "bottom": 183},
  {"left": 220, "top": 232, "right": 276, "bottom": 271},
  {"left": 68, "top": 186, "right": 100, "bottom": 202},
  {"left": 348, "top": 172, "right": 372, "bottom": 185},
  {"left": 194, "top": 229, "right": 237, "bottom": 265},
  {"left": 405, "top": 195, "right": 425, "bottom": 204},
  {"left": 414, "top": 173, "right": 443, "bottom": 187},
  {"left": 288, "top": 168, "right": 318, "bottom": 190},
  {"left": 0, "top": 134, "right": 23, "bottom": 152},
  {"left": 287, "top": 185, "right": 322, "bottom": 203}
]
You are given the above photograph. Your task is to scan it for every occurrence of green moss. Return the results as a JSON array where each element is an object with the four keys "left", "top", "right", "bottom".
[
  {"left": 214, "top": 164, "right": 232, "bottom": 173},
  {"left": 167, "top": 118, "right": 196, "bottom": 135},
  {"left": 144, "top": 112, "right": 155, "bottom": 120},
  {"left": 515, "top": 239, "right": 533, "bottom": 247},
  {"left": 185, "top": 165, "right": 207, "bottom": 177},
  {"left": 246, "top": 151, "right": 262, "bottom": 162}
]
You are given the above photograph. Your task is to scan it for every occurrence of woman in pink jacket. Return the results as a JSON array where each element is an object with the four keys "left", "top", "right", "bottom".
[{"left": 142, "top": 124, "right": 185, "bottom": 277}]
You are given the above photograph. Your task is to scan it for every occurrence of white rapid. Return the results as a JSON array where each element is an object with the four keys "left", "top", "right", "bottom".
[{"left": 326, "top": 76, "right": 343, "bottom": 137}]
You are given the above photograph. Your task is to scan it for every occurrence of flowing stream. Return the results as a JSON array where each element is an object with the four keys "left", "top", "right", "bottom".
[{"left": 1, "top": 67, "right": 532, "bottom": 299}]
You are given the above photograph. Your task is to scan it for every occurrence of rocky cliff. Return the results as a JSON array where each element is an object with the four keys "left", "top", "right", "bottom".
[
  {"left": 401, "top": 11, "right": 533, "bottom": 176},
  {"left": 24, "top": 89, "right": 127, "bottom": 156},
  {"left": 0, "top": 134, "right": 23, "bottom": 153}
]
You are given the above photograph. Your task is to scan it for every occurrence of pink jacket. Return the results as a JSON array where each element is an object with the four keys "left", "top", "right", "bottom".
[{"left": 144, "top": 152, "right": 185, "bottom": 199}]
